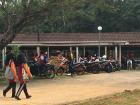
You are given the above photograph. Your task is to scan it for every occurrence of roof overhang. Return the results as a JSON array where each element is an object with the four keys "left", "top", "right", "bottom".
[{"left": 8, "top": 41, "right": 129, "bottom": 47}]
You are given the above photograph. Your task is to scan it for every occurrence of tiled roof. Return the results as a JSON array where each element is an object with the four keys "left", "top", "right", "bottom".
[
  {"left": 1, "top": 32, "right": 140, "bottom": 47},
  {"left": 12, "top": 32, "right": 140, "bottom": 45},
  {"left": 13, "top": 32, "right": 140, "bottom": 41}
]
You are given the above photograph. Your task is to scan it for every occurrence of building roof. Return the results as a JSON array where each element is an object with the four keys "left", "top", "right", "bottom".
[{"left": 9, "top": 32, "right": 140, "bottom": 46}]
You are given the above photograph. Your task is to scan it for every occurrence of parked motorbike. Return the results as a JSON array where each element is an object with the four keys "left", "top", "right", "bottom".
[
  {"left": 69, "top": 62, "right": 86, "bottom": 76},
  {"left": 85, "top": 62, "right": 100, "bottom": 74},
  {"left": 111, "top": 60, "right": 121, "bottom": 71},
  {"left": 28, "top": 61, "right": 55, "bottom": 79},
  {"left": 100, "top": 60, "right": 113, "bottom": 73}
]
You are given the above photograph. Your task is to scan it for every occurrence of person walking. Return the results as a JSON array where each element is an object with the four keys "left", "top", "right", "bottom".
[
  {"left": 15, "top": 52, "right": 32, "bottom": 100},
  {"left": 3, "top": 52, "right": 18, "bottom": 98}
]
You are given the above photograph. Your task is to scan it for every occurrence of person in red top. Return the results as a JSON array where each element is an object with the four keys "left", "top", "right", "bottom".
[
  {"left": 3, "top": 52, "right": 18, "bottom": 98},
  {"left": 15, "top": 52, "right": 32, "bottom": 100}
]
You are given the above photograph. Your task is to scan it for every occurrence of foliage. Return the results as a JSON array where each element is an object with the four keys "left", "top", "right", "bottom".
[
  {"left": 0, "top": 0, "right": 49, "bottom": 49},
  {"left": 11, "top": 45, "right": 20, "bottom": 57},
  {"left": 0, "top": 0, "right": 140, "bottom": 49},
  {"left": 24, "top": 0, "right": 140, "bottom": 33},
  {"left": 0, "top": 0, "right": 140, "bottom": 33}
]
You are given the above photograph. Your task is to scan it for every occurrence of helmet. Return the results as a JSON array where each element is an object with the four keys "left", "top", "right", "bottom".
[
  {"left": 102, "top": 55, "right": 107, "bottom": 59},
  {"left": 45, "top": 51, "right": 48, "bottom": 55}
]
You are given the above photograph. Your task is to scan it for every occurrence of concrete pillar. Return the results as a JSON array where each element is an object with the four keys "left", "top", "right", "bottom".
[
  {"left": 37, "top": 46, "right": 40, "bottom": 56},
  {"left": 70, "top": 46, "right": 72, "bottom": 52},
  {"left": 2, "top": 47, "right": 6, "bottom": 68},
  {"left": 105, "top": 46, "right": 107, "bottom": 56},
  {"left": 76, "top": 46, "right": 79, "bottom": 63},
  {"left": 119, "top": 45, "right": 122, "bottom": 66},
  {"left": 4, "top": 47, "right": 7, "bottom": 55},
  {"left": 115, "top": 46, "right": 118, "bottom": 60},
  {"left": 47, "top": 46, "right": 50, "bottom": 58},
  {"left": 83, "top": 46, "right": 86, "bottom": 57}
]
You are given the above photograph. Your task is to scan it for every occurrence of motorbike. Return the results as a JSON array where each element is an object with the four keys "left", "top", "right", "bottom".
[
  {"left": 85, "top": 61, "right": 100, "bottom": 74},
  {"left": 69, "top": 62, "right": 86, "bottom": 76},
  {"left": 100, "top": 60, "right": 113, "bottom": 73},
  {"left": 28, "top": 61, "right": 55, "bottom": 79}
]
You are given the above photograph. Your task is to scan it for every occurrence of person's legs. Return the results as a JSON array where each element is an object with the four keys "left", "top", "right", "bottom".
[
  {"left": 130, "top": 61, "right": 133, "bottom": 69},
  {"left": 69, "top": 62, "right": 75, "bottom": 77},
  {"left": 39, "top": 64, "right": 43, "bottom": 76},
  {"left": 15, "top": 83, "right": 31, "bottom": 100},
  {"left": 3, "top": 82, "right": 12, "bottom": 97},
  {"left": 15, "top": 83, "right": 24, "bottom": 100},
  {"left": 11, "top": 82, "right": 16, "bottom": 97},
  {"left": 23, "top": 84, "right": 31, "bottom": 98}
]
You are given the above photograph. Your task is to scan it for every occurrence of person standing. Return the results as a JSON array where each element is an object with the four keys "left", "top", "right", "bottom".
[
  {"left": 68, "top": 52, "right": 75, "bottom": 77},
  {"left": 3, "top": 52, "right": 18, "bottom": 98},
  {"left": 44, "top": 51, "right": 48, "bottom": 64},
  {"left": 38, "top": 51, "right": 46, "bottom": 76},
  {"left": 15, "top": 52, "right": 32, "bottom": 100}
]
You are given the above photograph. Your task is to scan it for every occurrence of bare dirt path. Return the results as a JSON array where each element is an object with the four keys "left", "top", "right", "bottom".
[{"left": 1, "top": 70, "right": 140, "bottom": 105}]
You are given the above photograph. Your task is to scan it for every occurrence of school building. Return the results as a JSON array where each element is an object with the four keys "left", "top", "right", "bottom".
[{"left": 1, "top": 32, "right": 140, "bottom": 68}]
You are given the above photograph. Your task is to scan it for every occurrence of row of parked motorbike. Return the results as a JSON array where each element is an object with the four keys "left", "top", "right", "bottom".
[{"left": 28, "top": 60, "right": 121, "bottom": 79}]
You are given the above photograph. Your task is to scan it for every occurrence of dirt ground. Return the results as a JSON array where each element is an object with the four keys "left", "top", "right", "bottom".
[{"left": 1, "top": 70, "right": 140, "bottom": 105}]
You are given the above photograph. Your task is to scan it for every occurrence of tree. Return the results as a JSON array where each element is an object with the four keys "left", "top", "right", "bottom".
[
  {"left": 0, "top": 0, "right": 140, "bottom": 48},
  {"left": 0, "top": 0, "right": 49, "bottom": 50}
]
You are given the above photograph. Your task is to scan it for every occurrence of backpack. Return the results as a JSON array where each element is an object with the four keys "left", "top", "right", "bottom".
[
  {"left": 4, "top": 61, "right": 14, "bottom": 80},
  {"left": 22, "top": 67, "right": 29, "bottom": 82}
]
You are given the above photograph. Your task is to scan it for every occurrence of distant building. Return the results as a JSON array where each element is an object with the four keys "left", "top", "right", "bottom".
[{"left": 1, "top": 32, "right": 140, "bottom": 68}]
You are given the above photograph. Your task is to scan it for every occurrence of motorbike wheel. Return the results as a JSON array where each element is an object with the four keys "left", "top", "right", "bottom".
[
  {"left": 92, "top": 69, "right": 100, "bottom": 74},
  {"left": 106, "top": 65, "right": 113, "bottom": 73},
  {"left": 116, "top": 65, "right": 121, "bottom": 71},
  {"left": 56, "top": 67, "right": 64, "bottom": 76},
  {"left": 76, "top": 67, "right": 85, "bottom": 75},
  {"left": 46, "top": 69, "right": 55, "bottom": 79},
  {"left": 92, "top": 66, "right": 100, "bottom": 74}
]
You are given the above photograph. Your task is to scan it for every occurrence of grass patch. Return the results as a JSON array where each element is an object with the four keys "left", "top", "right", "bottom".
[{"left": 63, "top": 89, "right": 140, "bottom": 105}]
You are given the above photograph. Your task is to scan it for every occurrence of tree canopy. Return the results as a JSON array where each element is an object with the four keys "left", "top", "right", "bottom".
[{"left": 0, "top": 0, "right": 140, "bottom": 49}]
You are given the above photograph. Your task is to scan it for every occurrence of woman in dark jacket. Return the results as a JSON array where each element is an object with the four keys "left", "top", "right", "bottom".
[{"left": 15, "top": 52, "right": 32, "bottom": 100}]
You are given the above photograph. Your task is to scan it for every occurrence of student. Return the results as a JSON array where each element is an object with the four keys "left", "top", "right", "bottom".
[
  {"left": 44, "top": 51, "right": 48, "bottom": 64},
  {"left": 38, "top": 51, "right": 46, "bottom": 76},
  {"left": 67, "top": 52, "right": 75, "bottom": 77},
  {"left": 3, "top": 52, "right": 18, "bottom": 98},
  {"left": 15, "top": 52, "right": 32, "bottom": 100}
]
